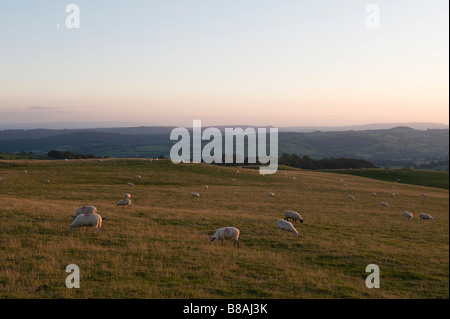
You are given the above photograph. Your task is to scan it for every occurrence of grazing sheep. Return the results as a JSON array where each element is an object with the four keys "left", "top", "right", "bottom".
[
  {"left": 402, "top": 211, "right": 413, "bottom": 219},
  {"left": 127, "top": 182, "right": 135, "bottom": 187},
  {"left": 124, "top": 193, "right": 131, "bottom": 199},
  {"left": 419, "top": 213, "right": 434, "bottom": 221},
  {"left": 69, "top": 213, "right": 102, "bottom": 233},
  {"left": 380, "top": 202, "right": 389, "bottom": 207},
  {"left": 391, "top": 193, "right": 396, "bottom": 197},
  {"left": 204, "top": 185, "right": 208, "bottom": 189},
  {"left": 372, "top": 192, "right": 377, "bottom": 197},
  {"left": 268, "top": 192, "right": 276, "bottom": 197},
  {"left": 23, "top": 170, "right": 28, "bottom": 174},
  {"left": 44, "top": 179, "right": 50, "bottom": 184},
  {"left": 276, "top": 219, "right": 298, "bottom": 237},
  {"left": 421, "top": 193, "right": 428, "bottom": 197},
  {"left": 136, "top": 175, "right": 142, "bottom": 179},
  {"left": 116, "top": 198, "right": 131, "bottom": 207},
  {"left": 347, "top": 195, "right": 355, "bottom": 200},
  {"left": 339, "top": 178, "right": 344, "bottom": 183},
  {"left": 231, "top": 178, "right": 236, "bottom": 182},
  {"left": 210, "top": 227, "right": 240, "bottom": 247},
  {"left": 292, "top": 176, "right": 296, "bottom": 180},
  {"left": 191, "top": 192, "right": 200, "bottom": 197},
  {"left": 72, "top": 206, "right": 98, "bottom": 221},
  {"left": 343, "top": 184, "right": 348, "bottom": 187},
  {"left": 0, "top": 176, "right": 3, "bottom": 181},
  {"left": 283, "top": 210, "right": 303, "bottom": 223}
]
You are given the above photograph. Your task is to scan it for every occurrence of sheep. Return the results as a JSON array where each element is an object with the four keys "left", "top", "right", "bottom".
[
  {"left": 292, "top": 176, "right": 296, "bottom": 180},
  {"left": 23, "top": 170, "right": 28, "bottom": 174},
  {"left": 276, "top": 219, "right": 298, "bottom": 237},
  {"left": 402, "top": 211, "right": 413, "bottom": 219},
  {"left": 72, "top": 206, "right": 98, "bottom": 221},
  {"left": 116, "top": 198, "right": 131, "bottom": 207},
  {"left": 0, "top": 176, "right": 3, "bottom": 181},
  {"left": 380, "top": 202, "right": 389, "bottom": 207},
  {"left": 127, "top": 182, "right": 135, "bottom": 187},
  {"left": 191, "top": 192, "right": 200, "bottom": 197},
  {"left": 231, "top": 178, "right": 236, "bottom": 182},
  {"left": 124, "top": 193, "right": 131, "bottom": 199},
  {"left": 69, "top": 213, "right": 102, "bottom": 233},
  {"left": 268, "top": 192, "right": 275, "bottom": 197},
  {"left": 210, "top": 227, "right": 240, "bottom": 247},
  {"left": 204, "top": 185, "right": 208, "bottom": 189},
  {"left": 421, "top": 193, "right": 428, "bottom": 197},
  {"left": 44, "top": 179, "right": 50, "bottom": 184},
  {"left": 283, "top": 210, "right": 303, "bottom": 223},
  {"left": 372, "top": 192, "right": 377, "bottom": 197},
  {"left": 391, "top": 193, "right": 396, "bottom": 197},
  {"left": 419, "top": 213, "right": 434, "bottom": 222},
  {"left": 343, "top": 184, "right": 348, "bottom": 187},
  {"left": 347, "top": 195, "right": 355, "bottom": 200},
  {"left": 136, "top": 175, "right": 142, "bottom": 179}
]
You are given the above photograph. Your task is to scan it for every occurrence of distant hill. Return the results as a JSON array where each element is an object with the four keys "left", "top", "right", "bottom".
[
  {"left": 0, "top": 125, "right": 448, "bottom": 169},
  {"left": 278, "top": 122, "right": 449, "bottom": 132}
]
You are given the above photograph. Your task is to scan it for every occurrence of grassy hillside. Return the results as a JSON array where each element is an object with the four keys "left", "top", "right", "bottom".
[
  {"left": 0, "top": 159, "right": 448, "bottom": 298},
  {"left": 320, "top": 169, "right": 449, "bottom": 190}
]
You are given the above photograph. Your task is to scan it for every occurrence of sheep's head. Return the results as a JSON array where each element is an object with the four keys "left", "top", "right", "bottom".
[
  {"left": 210, "top": 236, "right": 216, "bottom": 243},
  {"left": 299, "top": 218, "right": 304, "bottom": 224}
]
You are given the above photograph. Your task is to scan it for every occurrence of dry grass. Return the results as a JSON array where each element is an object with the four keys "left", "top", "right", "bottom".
[{"left": 0, "top": 159, "right": 448, "bottom": 298}]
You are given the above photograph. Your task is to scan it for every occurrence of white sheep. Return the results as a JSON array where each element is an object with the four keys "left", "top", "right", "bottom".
[
  {"left": 210, "top": 227, "right": 240, "bottom": 246},
  {"left": 0, "top": 176, "right": 3, "bottom": 181},
  {"left": 72, "top": 206, "right": 98, "bottom": 221},
  {"left": 268, "top": 192, "right": 275, "bottom": 197},
  {"left": 380, "top": 202, "right": 389, "bottom": 207},
  {"left": 421, "top": 193, "right": 428, "bottom": 197},
  {"left": 23, "top": 170, "right": 28, "bottom": 174},
  {"left": 372, "top": 192, "right": 377, "bottom": 197},
  {"left": 283, "top": 210, "right": 303, "bottom": 223},
  {"left": 402, "top": 211, "right": 413, "bottom": 219},
  {"left": 419, "top": 213, "right": 434, "bottom": 221},
  {"left": 116, "top": 198, "right": 131, "bottom": 207},
  {"left": 276, "top": 219, "right": 298, "bottom": 237},
  {"left": 204, "top": 185, "right": 208, "bottom": 189},
  {"left": 127, "top": 182, "right": 135, "bottom": 187},
  {"left": 124, "top": 193, "right": 131, "bottom": 199},
  {"left": 136, "top": 175, "right": 142, "bottom": 179},
  {"left": 44, "top": 179, "right": 50, "bottom": 184},
  {"left": 343, "top": 184, "right": 348, "bottom": 187},
  {"left": 231, "top": 178, "right": 236, "bottom": 182},
  {"left": 391, "top": 193, "right": 396, "bottom": 197},
  {"left": 191, "top": 192, "right": 200, "bottom": 197},
  {"left": 347, "top": 195, "right": 355, "bottom": 200},
  {"left": 69, "top": 213, "right": 102, "bottom": 233}
]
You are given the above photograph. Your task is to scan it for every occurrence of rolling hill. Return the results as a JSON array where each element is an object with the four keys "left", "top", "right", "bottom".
[{"left": 0, "top": 125, "right": 448, "bottom": 168}]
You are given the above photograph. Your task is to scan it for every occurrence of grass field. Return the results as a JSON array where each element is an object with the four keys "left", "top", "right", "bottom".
[
  {"left": 320, "top": 168, "right": 449, "bottom": 190},
  {"left": 0, "top": 159, "right": 448, "bottom": 299}
]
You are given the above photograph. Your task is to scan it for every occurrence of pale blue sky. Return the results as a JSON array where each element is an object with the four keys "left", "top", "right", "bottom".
[{"left": 0, "top": 1, "right": 448, "bottom": 128}]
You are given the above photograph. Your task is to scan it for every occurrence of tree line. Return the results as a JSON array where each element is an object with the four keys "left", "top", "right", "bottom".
[{"left": 278, "top": 153, "right": 377, "bottom": 169}]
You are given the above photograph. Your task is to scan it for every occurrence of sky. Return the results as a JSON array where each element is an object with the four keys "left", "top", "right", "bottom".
[{"left": 0, "top": 0, "right": 448, "bottom": 128}]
